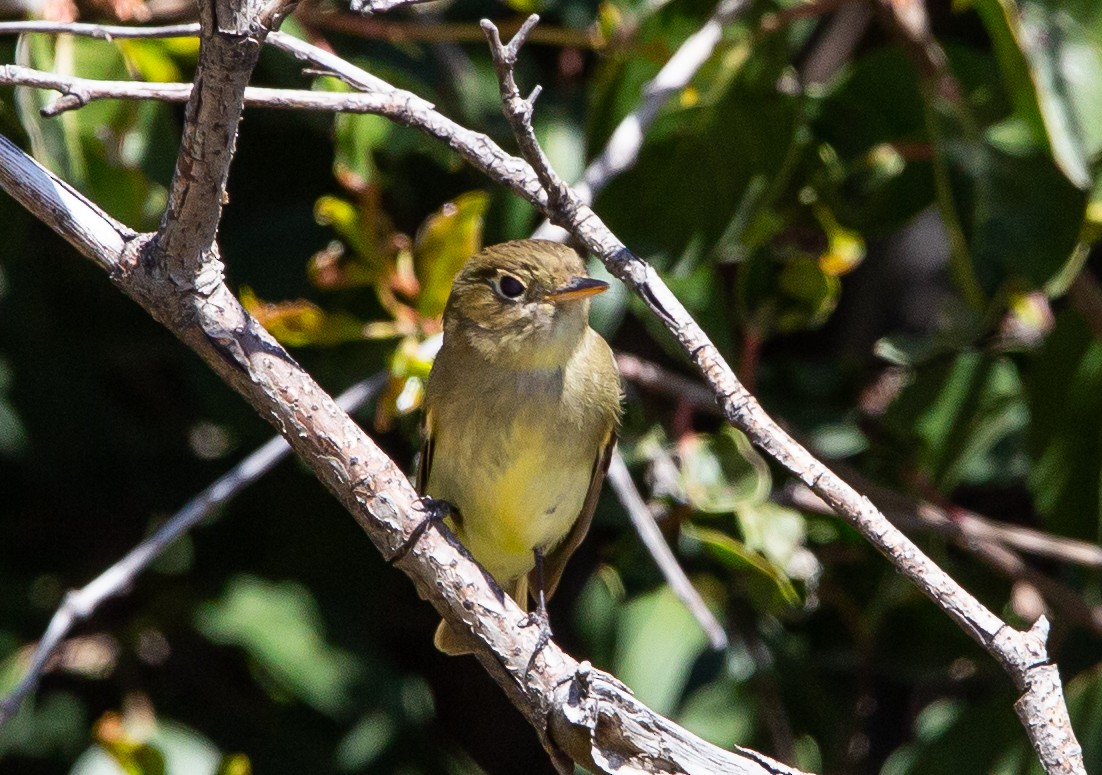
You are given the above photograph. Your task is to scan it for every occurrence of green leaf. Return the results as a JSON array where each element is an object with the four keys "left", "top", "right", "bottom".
[
  {"left": 314, "top": 195, "right": 372, "bottom": 263},
  {"left": 0, "top": 691, "right": 87, "bottom": 759},
  {"left": 1026, "top": 309, "right": 1102, "bottom": 540},
  {"left": 16, "top": 36, "right": 173, "bottom": 228},
  {"left": 678, "top": 427, "right": 771, "bottom": 513},
  {"left": 240, "top": 288, "right": 368, "bottom": 348},
  {"left": 194, "top": 575, "right": 362, "bottom": 717},
  {"left": 335, "top": 711, "right": 397, "bottom": 771},
  {"left": 735, "top": 500, "right": 818, "bottom": 584},
  {"left": 942, "top": 130, "right": 1087, "bottom": 293},
  {"left": 975, "top": 0, "right": 1102, "bottom": 189},
  {"left": 1064, "top": 664, "right": 1102, "bottom": 772},
  {"left": 683, "top": 524, "right": 801, "bottom": 608},
  {"left": 677, "top": 679, "right": 755, "bottom": 749},
  {"left": 776, "top": 257, "right": 841, "bottom": 331},
  {"left": 413, "top": 191, "right": 490, "bottom": 318},
  {"left": 884, "top": 352, "right": 1029, "bottom": 491},
  {"left": 71, "top": 722, "right": 222, "bottom": 775},
  {"left": 612, "top": 585, "right": 709, "bottom": 715}
]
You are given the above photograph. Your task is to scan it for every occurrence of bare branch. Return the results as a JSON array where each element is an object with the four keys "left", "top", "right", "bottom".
[
  {"left": 297, "top": 8, "right": 599, "bottom": 49},
  {"left": 349, "top": 0, "right": 437, "bottom": 14},
  {"left": 152, "top": 0, "right": 297, "bottom": 280},
  {"left": 0, "top": 374, "right": 388, "bottom": 725},
  {"left": 607, "top": 450, "right": 729, "bottom": 649},
  {"left": 479, "top": 17, "right": 1085, "bottom": 774},
  {"left": 0, "top": 65, "right": 465, "bottom": 116},
  {"left": 0, "top": 20, "right": 199, "bottom": 38}
]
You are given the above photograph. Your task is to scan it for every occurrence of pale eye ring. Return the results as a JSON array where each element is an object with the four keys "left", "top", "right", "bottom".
[{"left": 495, "top": 274, "right": 526, "bottom": 299}]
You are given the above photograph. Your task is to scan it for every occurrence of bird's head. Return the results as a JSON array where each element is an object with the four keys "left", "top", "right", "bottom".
[{"left": 443, "top": 240, "right": 608, "bottom": 369}]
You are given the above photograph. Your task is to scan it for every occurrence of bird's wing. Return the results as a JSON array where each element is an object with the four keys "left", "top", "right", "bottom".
[
  {"left": 537, "top": 429, "right": 617, "bottom": 601},
  {"left": 416, "top": 408, "right": 434, "bottom": 495}
]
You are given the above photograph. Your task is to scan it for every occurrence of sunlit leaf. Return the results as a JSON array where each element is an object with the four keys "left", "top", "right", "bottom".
[
  {"left": 814, "top": 204, "right": 866, "bottom": 276},
  {"left": 94, "top": 714, "right": 166, "bottom": 775},
  {"left": 683, "top": 523, "right": 801, "bottom": 607},
  {"left": 776, "top": 256, "right": 841, "bottom": 331},
  {"left": 215, "top": 753, "right": 252, "bottom": 775},
  {"left": 678, "top": 427, "right": 771, "bottom": 513},
  {"left": 72, "top": 720, "right": 223, "bottom": 775},
  {"left": 735, "top": 500, "right": 819, "bottom": 583},
  {"left": 195, "top": 575, "right": 362, "bottom": 717},
  {"left": 117, "top": 40, "right": 185, "bottom": 83},
  {"left": 313, "top": 196, "right": 362, "bottom": 246},
  {"left": 15, "top": 35, "right": 173, "bottom": 228},
  {"left": 240, "top": 287, "right": 367, "bottom": 347},
  {"left": 612, "top": 585, "right": 709, "bottom": 715},
  {"left": 413, "top": 191, "right": 490, "bottom": 319}
]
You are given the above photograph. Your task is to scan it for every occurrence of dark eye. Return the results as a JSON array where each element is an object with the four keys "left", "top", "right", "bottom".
[{"left": 496, "top": 274, "right": 526, "bottom": 299}]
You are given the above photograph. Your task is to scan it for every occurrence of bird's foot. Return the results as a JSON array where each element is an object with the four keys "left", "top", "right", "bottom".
[
  {"left": 390, "top": 496, "right": 456, "bottom": 563},
  {"left": 519, "top": 608, "right": 553, "bottom": 685}
]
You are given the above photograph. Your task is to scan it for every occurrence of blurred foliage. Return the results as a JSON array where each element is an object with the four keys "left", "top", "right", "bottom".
[{"left": 3, "top": 0, "right": 1102, "bottom": 773}]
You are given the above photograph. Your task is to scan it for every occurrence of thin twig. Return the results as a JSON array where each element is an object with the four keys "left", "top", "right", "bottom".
[
  {"left": 0, "top": 64, "right": 454, "bottom": 116},
  {"left": 607, "top": 450, "right": 729, "bottom": 649},
  {"left": 0, "top": 375, "right": 387, "bottom": 725},
  {"left": 0, "top": 21, "right": 199, "bottom": 38},
  {"left": 349, "top": 0, "right": 435, "bottom": 15},
  {"left": 298, "top": 8, "right": 599, "bottom": 49}
]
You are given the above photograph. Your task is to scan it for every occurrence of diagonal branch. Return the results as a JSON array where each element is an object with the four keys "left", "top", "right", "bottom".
[
  {"left": 606, "top": 450, "right": 729, "bottom": 649},
  {"left": 480, "top": 15, "right": 1085, "bottom": 775}
]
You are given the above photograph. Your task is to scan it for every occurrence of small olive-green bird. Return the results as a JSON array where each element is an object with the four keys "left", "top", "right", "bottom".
[{"left": 418, "top": 239, "right": 621, "bottom": 655}]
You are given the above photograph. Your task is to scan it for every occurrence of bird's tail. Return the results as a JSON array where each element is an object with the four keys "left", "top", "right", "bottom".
[{"left": 434, "top": 575, "right": 528, "bottom": 656}]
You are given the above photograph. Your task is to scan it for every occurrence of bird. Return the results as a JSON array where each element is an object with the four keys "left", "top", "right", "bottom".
[{"left": 417, "top": 239, "right": 621, "bottom": 656}]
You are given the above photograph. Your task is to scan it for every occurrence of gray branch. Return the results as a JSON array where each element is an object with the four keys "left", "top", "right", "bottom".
[{"left": 606, "top": 450, "right": 729, "bottom": 649}]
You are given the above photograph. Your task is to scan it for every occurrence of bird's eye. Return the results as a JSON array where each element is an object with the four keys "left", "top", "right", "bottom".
[{"left": 496, "top": 274, "right": 526, "bottom": 299}]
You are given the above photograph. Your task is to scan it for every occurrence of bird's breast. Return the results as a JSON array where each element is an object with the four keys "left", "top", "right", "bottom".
[{"left": 425, "top": 369, "right": 600, "bottom": 583}]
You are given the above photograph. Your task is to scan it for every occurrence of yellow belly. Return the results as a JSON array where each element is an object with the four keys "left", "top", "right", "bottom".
[{"left": 426, "top": 418, "right": 592, "bottom": 586}]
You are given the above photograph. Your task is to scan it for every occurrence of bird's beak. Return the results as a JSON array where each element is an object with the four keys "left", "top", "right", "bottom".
[{"left": 545, "top": 276, "right": 609, "bottom": 302}]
